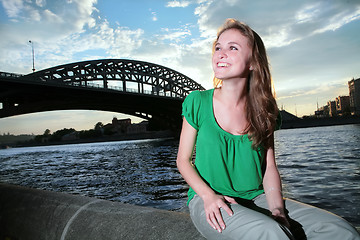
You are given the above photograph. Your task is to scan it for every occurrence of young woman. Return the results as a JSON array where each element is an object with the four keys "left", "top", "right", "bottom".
[{"left": 177, "top": 19, "right": 360, "bottom": 240}]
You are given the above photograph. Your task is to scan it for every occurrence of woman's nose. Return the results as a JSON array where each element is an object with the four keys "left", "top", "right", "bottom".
[{"left": 218, "top": 49, "right": 227, "bottom": 58}]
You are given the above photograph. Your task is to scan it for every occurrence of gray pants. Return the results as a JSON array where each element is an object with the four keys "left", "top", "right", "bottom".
[{"left": 189, "top": 194, "right": 360, "bottom": 240}]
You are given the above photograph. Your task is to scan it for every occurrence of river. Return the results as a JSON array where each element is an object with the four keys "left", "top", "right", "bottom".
[{"left": 0, "top": 124, "right": 359, "bottom": 227}]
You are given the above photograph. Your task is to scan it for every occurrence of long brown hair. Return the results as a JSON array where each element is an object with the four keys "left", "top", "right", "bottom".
[{"left": 213, "top": 19, "right": 278, "bottom": 149}]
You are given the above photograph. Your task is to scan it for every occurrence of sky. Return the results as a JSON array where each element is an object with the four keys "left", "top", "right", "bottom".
[{"left": 0, "top": 0, "right": 359, "bottom": 135}]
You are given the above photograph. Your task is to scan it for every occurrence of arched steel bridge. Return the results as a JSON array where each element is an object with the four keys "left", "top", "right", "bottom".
[{"left": 0, "top": 59, "right": 205, "bottom": 130}]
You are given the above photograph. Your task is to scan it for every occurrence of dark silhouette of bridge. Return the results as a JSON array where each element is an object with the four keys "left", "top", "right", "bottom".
[{"left": 0, "top": 59, "right": 205, "bottom": 130}]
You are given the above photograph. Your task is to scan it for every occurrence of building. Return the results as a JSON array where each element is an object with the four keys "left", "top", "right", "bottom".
[
  {"left": 112, "top": 117, "right": 131, "bottom": 134},
  {"left": 104, "top": 118, "right": 148, "bottom": 135},
  {"left": 327, "top": 100, "right": 337, "bottom": 117},
  {"left": 279, "top": 110, "right": 299, "bottom": 121},
  {"left": 127, "top": 121, "right": 148, "bottom": 134},
  {"left": 335, "top": 96, "right": 350, "bottom": 116},
  {"left": 348, "top": 78, "right": 360, "bottom": 115},
  {"left": 315, "top": 105, "right": 329, "bottom": 117}
]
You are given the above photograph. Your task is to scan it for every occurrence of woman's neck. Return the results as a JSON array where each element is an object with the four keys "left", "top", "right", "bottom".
[{"left": 216, "top": 78, "right": 248, "bottom": 108}]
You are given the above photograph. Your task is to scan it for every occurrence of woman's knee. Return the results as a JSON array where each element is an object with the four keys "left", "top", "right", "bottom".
[
  {"left": 189, "top": 199, "right": 292, "bottom": 239},
  {"left": 237, "top": 217, "right": 291, "bottom": 240},
  {"left": 284, "top": 199, "right": 360, "bottom": 239},
  {"left": 219, "top": 208, "right": 291, "bottom": 239},
  {"left": 304, "top": 220, "right": 360, "bottom": 240}
]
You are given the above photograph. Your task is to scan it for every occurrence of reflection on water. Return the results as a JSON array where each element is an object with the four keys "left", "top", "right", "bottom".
[
  {"left": 0, "top": 124, "right": 359, "bottom": 227},
  {"left": 275, "top": 124, "right": 360, "bottom": 226},
  {"left": 0, "top": 139, "right": 187, "bottom": 210}
]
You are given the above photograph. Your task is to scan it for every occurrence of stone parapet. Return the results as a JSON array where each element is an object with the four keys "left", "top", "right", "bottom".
[{"left": 0, "top": 183, "right": 204, "bottom": 240}]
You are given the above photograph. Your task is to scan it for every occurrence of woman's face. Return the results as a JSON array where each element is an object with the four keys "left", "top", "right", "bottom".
[{"left": 212, "top": 28, "right": 252, "bottom": 82}]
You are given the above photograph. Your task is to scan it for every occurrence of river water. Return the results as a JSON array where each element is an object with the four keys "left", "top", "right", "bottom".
[{"left": 0, "top": 124, "right": 359, "bottom": 227}]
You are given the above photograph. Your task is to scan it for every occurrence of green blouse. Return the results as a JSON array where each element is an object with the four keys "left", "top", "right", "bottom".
[{"left": 182, "top": 89, "right": 266, "bottom": 204}]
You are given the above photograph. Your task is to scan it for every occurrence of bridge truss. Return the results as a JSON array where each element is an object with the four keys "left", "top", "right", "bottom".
[
  {"left": 26, "top": 59, "right": 204, "bottom": 98},
  {"left": 0, "top": 59, "right": 205, "bottom": 130}
]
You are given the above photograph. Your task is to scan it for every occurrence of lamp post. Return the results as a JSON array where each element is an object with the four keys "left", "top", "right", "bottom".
[{"left": 29, "top": 40, "right": 35, "bottom": 72}]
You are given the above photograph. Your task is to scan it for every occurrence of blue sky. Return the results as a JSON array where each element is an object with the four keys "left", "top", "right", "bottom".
[{"left": 0, "top": 0, "right": 359, "bottom": 135}]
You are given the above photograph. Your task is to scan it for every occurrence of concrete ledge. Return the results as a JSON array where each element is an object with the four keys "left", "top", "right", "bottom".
[{"left": 0, "top": 183, "right": 205, "bottom": 240}]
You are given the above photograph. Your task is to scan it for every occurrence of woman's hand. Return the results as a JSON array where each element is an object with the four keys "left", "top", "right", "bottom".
[
  {"left": 271, "top": 207, "right": 290, "bottom": 229},
  {"left": 177, "top": 119, "right": 237, "bottom": 233},
  {"left": 202, "top": 194, "right": 237, "bottom": 233}
]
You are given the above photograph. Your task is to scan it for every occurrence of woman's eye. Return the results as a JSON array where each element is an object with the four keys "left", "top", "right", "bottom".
[
  {"left": 215, "top": 47, "right": 221, "bottom": 51},
  {"left": 230, "top": 46, "right": 238, "bottom": 50}
]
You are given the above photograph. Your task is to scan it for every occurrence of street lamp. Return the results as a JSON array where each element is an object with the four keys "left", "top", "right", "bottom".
[{"left": 29, "top": 40, "right": 35, "bottom": 72}]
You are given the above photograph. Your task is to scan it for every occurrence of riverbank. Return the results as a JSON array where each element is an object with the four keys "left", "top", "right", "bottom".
[
  {"left": 0, "top": 183, "right": 204, "bottom": 240},
  {"left": 281, "top": 115, "right": 360, "bottom": 129},
  {"left": 1, "top": 126, "right": 359, "bottom": 234},
  {"left": 1, "top": 183, "right": 358, "bottom": 239},
  {"left": 0, "top": 130, "right": 175, "bottom": 149},
  {"left": 2, "top": 115, "right": 359, "bottom": 149}
]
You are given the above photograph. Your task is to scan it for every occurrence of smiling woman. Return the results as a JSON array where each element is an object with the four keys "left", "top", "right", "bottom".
[
  {"left": 212, "top": 29, "right": 253, "bottom": 81},
  {"left": 176, "top": 18, "right": 360, "bottom": 240}
]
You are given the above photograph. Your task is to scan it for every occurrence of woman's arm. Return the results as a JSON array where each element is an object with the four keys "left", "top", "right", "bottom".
[
  {"left": 176, "top": 117, "right": 235, "bottom": 233},
  {"left": 262, "top": 135, "right": 290, "bottom": 228}
]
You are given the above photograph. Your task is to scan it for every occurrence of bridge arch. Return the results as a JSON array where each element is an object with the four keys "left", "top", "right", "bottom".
[
  {"left": 27, "top": 59, "right": 204, "bottom": 98},
  {"left": 0, "top": 59, "right": 205, "bottom": 130}
]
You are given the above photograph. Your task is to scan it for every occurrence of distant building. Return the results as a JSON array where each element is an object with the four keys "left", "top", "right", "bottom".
[
  {"left": 327, "top": 101, "right": 337, "bottom": 117},
  {"left": 279, "top": 110, "right": 299, "bottom": 121},
  {"left": 127, "top": 121, "right": 148, "bottom": 134},
  {"left": 315, "top": 105, "right": 329, "bottom": 117},
  {"left": 348, "top": 78, "right": 360, "bottom": 115},
  {"left": 335, "top": 96, "right": 350, "bottom": 116},
  {"left": 112, "top": 117, "right": 131, "bottom": 134},
  {"left": 103, "top": 118, "right": 148, "bottom": 135}
]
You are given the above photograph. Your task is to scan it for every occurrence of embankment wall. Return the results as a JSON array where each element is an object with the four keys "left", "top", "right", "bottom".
[{"left": 0, "top": 183, "right": 204, "bottom": 240}]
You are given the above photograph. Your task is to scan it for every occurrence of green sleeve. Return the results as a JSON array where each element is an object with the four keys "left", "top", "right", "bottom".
[{"left": 182, "top": 91, "right": 202, "bottom": 131}]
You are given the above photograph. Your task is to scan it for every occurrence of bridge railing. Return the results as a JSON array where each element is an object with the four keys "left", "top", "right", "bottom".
[
  {"left": 1, "top": 59, "right": 206, "bottom": 99},
  {"left": 65, "top": 81, "right": 182, "bottom": 98},
  {"left": 0, "top": 72, "right": 23, "bottom": 78},
  {"left": 0, "top": 71, "right": 183, "bottom": 99}
]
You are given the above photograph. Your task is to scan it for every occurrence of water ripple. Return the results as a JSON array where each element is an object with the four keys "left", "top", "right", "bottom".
[{"left": 1, "top": 125, "right": 359, "bottom": 227}]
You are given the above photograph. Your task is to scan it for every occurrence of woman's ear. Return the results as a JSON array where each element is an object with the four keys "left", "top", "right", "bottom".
[{"left": 249, "top": 65, "right": 254, "bottom": 71}]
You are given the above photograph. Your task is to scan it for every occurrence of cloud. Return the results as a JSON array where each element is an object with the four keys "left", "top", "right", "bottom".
[
  {"left": 0, "top": 110, "right": 137, "bottom": 135},
  {"left": 166, "top": 0, "right": 191, "bottom": 8},
  {"left": 151, "top": 11, "right": 158, "bottom": 21},
  {"left": 1, "top": 0, "right": 97, "bottom": 32},
  {"left": 35, "top": 0, "right": 46, "bottom": 8},
  {"left": 1, "top": 0, "right": 210, "bottom": 84},
  {"left": 159, "top": 27, "right": 191, "bottom": 42},
  {"left": 1, "top": 0, "right": 359, "bottom": 118},
  {"left": 193, "top": 0, "right": 360, "bottom": 48},
  {"left": 191, "top": 1, "right": 360, "bottom": 93},
  {"left": 277, "top": 81, "right": 347, "bottom": 101},
  {"left": 276, "top": 78, "right": 350, "bottom": 116},
  {"left": 0, "top": 0, "right": 116, "bottom": 72},
  {"left": 1, "top": 0, "right": 24, "bottom": 18}
]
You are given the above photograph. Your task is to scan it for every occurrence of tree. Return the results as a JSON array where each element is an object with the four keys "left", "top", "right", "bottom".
[
  {"left": 44, "top": 129, "right": 51, "bottom": 136},
  {"left": 50, "top": 128, "right": 76, "bottom": 142},
  {"left": 94, "top": 122, "right": 103, "bottom": 130}
]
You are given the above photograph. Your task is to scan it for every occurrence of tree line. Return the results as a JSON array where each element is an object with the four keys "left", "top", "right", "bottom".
[{"left": 34, "top": 122, "right": 107, "bottom": 143}]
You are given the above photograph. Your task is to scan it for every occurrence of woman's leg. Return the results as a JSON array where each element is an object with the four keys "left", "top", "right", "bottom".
[
  {"left": 284, "top": 198, "right": 360, "bottom": 240},
  {"left": 188, "top": 194, "right": 292, "bottom": 240},
  {"left": 254, "top": 195, "right": 360, "bottom": 240}
]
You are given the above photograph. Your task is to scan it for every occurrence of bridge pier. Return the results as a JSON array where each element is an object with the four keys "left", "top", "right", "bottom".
[{"left": 0, "top": 183, "right": 204, "bottom": 240}]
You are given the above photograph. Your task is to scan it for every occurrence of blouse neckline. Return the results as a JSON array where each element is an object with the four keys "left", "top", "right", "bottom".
[{"left": 210, "top": 88, "right": 248, "bottom": 139}]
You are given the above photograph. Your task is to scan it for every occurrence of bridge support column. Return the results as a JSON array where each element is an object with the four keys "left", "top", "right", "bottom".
[{"left": 0, "top": 183, "right": 204, "bottom": 240}]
